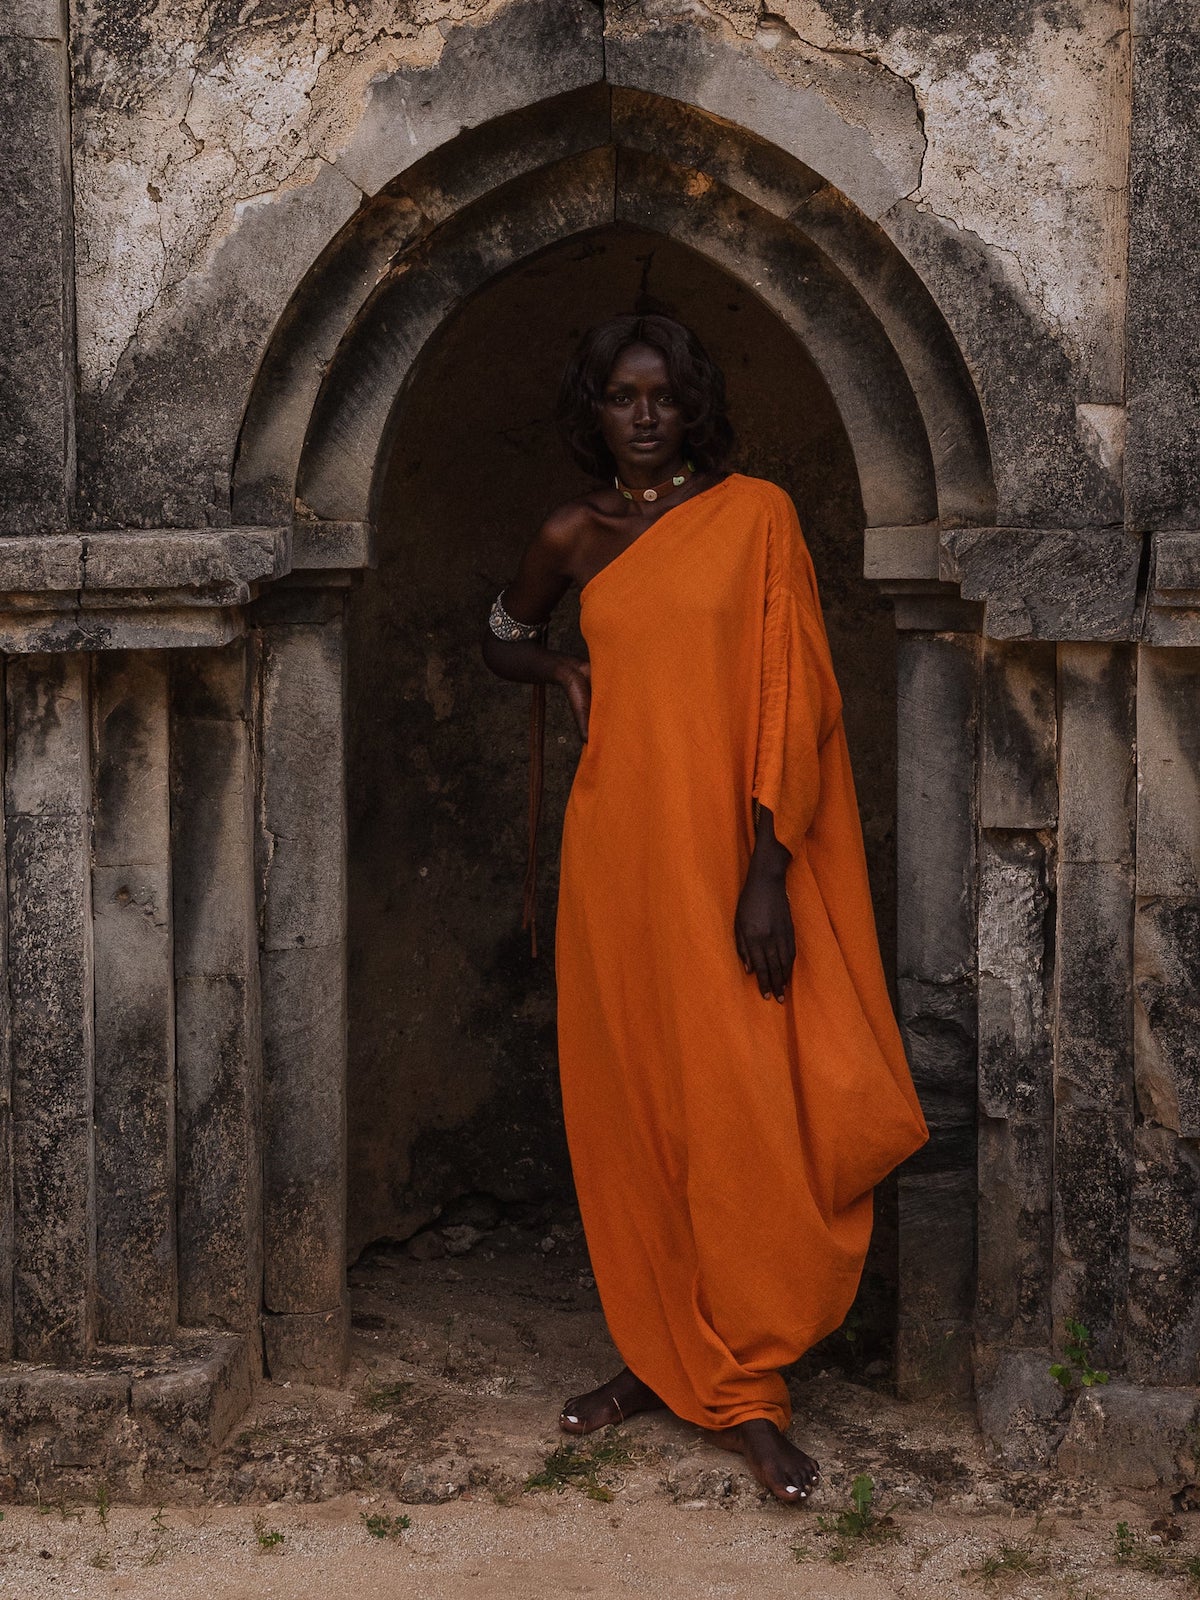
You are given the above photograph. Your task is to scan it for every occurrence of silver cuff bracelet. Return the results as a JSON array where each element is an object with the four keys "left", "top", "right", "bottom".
[{"left": 489, "top": 589, "right": 548, "bottom": 642}]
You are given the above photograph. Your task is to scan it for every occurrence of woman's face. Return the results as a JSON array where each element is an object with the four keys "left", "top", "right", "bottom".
[{"left": 597, "top": 343, "right": 688, "bottom": 480}]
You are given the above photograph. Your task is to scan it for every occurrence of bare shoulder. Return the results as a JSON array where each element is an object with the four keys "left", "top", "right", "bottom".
[{"left": 534, "top": 486, "right": 622, "bottom": 562}]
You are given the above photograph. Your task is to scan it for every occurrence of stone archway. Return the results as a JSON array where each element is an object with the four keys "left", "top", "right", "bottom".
[{"left": 232, "top": 82, "right": 995, "bottom": 1389}]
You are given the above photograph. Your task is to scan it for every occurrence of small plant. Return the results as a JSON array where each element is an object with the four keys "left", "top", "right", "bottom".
[
  {"left": 807, "top": 1475, "right": 899, "bottom": 1563},
  {"left": 150, "top": 1505, "right": 168, "bottom": 1532},
  {"left": 963, "top": 1537, "right": 1051, "bottom": 1589},
  {"left": 1113, "top": 1519, "right": 1197, "bottom": 1582},
  {"left": 1049, "top": 1319, "right": 1110, "bottom": 1391},
  {"left": 253, "top": 1514, "right": 284, "bottom": 1550},
  {"left": 358, "top": 1379, "right": 413, "bottom": 1414},
  {"left": 524, "top": 1435, "right": 638, "bottom": 1503},
  {"left": 362, "top": 1511, "right": 412, "bottom": 1539},
  {"left": 95, "top": 1482, "right": 110, "bottom": 1529}
]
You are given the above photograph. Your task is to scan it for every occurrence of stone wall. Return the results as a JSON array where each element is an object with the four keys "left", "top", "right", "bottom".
[{"left": 0, "top": 0, "right": 1196, "bottom": 1492}]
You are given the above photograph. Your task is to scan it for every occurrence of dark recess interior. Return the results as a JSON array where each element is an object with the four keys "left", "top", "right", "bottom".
[{"left": 346, "top": 223, "right": 901, "bottom": 1369}]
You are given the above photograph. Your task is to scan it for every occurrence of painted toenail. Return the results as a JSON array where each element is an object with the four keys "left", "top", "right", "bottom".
[
  {"left": 565, "top": 1414, "right": 579, "bottom": 1423},
  {"left": 785, "top": 1485, "right": 799, "bottom": 1494}
]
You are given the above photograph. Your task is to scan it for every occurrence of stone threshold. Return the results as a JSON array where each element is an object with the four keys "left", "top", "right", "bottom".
[{"left": 0, "top": 1331, "right": 256, "bottom": 1492}]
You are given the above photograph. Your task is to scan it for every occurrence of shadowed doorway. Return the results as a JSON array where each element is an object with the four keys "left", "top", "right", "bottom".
[{"left": 346, "top": 223, "right": 899, "bottom": 1365}]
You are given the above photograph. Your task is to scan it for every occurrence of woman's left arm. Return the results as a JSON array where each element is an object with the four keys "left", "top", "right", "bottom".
[{"left": 734, "top": 802, "right": 794, "bottom": 1002}]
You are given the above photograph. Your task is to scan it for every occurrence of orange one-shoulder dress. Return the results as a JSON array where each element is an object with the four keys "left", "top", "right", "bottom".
[{"left": 553, "top": 472, "right": 929, "bottom": 1432}]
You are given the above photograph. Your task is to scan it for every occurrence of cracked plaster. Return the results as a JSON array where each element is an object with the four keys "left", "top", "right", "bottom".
[
  {"left": 677, "top": 0, "right": 1129, "bottom": 398},
  {"left": 71, "top": 0, "right": 514, "bottom": 391},
  {"left": 71, "top": 0, "right": 1129, "bottom": 453}
]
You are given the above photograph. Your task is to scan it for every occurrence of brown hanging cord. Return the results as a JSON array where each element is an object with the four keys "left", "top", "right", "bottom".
[
  {"left": 521, "top": 629, "right": 550, "bottom": 958},
  {"left": 521, "top": 682, "right": 547, "bottom": 956}
]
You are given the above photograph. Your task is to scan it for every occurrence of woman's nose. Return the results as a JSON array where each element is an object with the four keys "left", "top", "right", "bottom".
[{"left": 633, "top": 394, "right": 654, "bottom": 425}]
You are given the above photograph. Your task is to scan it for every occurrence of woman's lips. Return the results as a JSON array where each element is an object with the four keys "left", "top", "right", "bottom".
[{"left": 631, "top": 437, "right": 662, "bottom": 448}]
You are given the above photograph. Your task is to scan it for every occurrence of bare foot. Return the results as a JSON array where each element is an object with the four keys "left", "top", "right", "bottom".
[
  {"left": 559, "top": 1367, "right": 664, "bottom": 1435},
  {"left": 704, "top": 1417, "right": 820, "bottom": 1504}
]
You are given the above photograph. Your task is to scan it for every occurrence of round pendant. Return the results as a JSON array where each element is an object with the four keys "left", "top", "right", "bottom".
[
  {"left": 642, "top": 488, "right": 658, "bottom": 501},
  {"left": 672, "top": 474, "right": 685, "bottom": 486}
]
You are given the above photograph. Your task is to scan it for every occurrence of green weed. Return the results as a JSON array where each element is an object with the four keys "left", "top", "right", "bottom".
[
  {"left": 1113, "top": 1519, "right": 1197, "bottom": 1583},
  {"left": 524, "top": 1435, "right": 638, "bottom": 1503},
  {"left": 252, "top": 1514, "right": 284, "bottom": 1550},
  {"left": 358, "top": 1379, "right": 413, "bottom": 1414},
  {"left": 1049, "top": 1318, "right": 1109, "bottom": 1391},
  {"left": 799, "top": 1475, "right": 899, "bottom": 1564},
  {"left": 361, "top": 1511, "right": 412, "bottom": 1539},
  {"left": 962, "top": 1538, "right": 1051, "bottom": 1589}
]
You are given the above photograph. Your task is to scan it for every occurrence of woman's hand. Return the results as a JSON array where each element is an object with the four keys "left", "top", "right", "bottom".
[
  {"left": 557, "top": 657, "right": 592, "bottom": 742},
  {"left": 735, "top": 858, "right": 795, "bottom": 1002},
  {"left": 737, "top": 802, "right": 794, "bottom": 1000}
]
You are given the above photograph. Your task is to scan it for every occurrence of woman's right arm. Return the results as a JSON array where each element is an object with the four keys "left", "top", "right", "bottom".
[{"left": 479, "top": 509, "right": 593, "bottom": 742}]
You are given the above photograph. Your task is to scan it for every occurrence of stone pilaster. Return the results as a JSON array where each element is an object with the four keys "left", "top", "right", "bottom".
[
  {"left": 92, "top": 653, "right": 177, "bottom": 1344},
  {"left": 257, "top": 596, "right": 348, "bottom": 1382},
  {"left": 6, "top": 654, "right": 94, "bottom": 1362},
  {"left": 170, "top": 644, "right": 263, "bottom": 1335},
  {"left": 894, "top": 628, "right": 979, "bottom": 1397}
]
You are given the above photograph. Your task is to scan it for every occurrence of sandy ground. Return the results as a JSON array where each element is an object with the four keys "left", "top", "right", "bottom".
[{"left": 1, "top": 1209, "right": 1192, "bottom": 1599}]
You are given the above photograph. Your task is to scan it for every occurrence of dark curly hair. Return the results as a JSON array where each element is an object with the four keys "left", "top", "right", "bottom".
[{"left": 556, "top": 314, "right": 735, "bottom": 481}]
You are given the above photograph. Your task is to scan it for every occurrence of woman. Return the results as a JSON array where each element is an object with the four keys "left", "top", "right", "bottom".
[{"left": 480, "top": 314, "right": 928, "bottom": 1505}]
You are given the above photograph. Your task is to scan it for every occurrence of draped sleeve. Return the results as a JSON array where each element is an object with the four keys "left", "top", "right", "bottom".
[{"left": 751, "top": 487, "right": 843, "bottom": 862}]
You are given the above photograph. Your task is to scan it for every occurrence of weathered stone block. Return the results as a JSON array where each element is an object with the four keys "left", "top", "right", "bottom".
[
  {"left": 978, "top": 833, "right": 1051, "bottom": 1119},
  {"left": 1135, "top": 896, "right": 1200, "bottom": 1138},
  {"left": 261, "top": 1303, "right": 349, "bottom": 1386},
  {"left": 1054, "top": 862, "right": 1134, "bottom": 1105},
  {"left": 171, "top": 645, "right": 261, "bottom": 1334},
  {"left": 976, "top": 1116, "right": 1053, "bottom": 1349},
  {"left": 261, "top": 945, "right": 346, "bottom": 1317},
  {"left": 6, "top": 653, "right": 94, "bottom": 1363},
  {"left": 130, "top": 1333, "right": 257, "bottom": 1467},
  {"left": 0, "top": 538, "right": 80, "bottom": 592},
  {"left": 940, "top": 527, "right": 1142, "bottom": 641},
  {"left": 170, "top": 648, "right": 256, "bottom": 978},
  {"left": 1057, "top": 643, "right": 1135, "bottom": 865},
  {"left": 174, "top": 976, "right": 261, "bottom": 1333},
  {"left": 1136, "top": 647, "right": 1200, "bottom": 897},
  {"left": 93, "top": 654, "right": 170, "bottom": 864},
  {"left": 291, "top": 522, "right": 374, "bottom": 572},
  {"left": 5, "top": 653, "right": 88, "bottom": 818},
  {"left": 1052, "top": 1107, "right": 1132, "bottom": 1368},
  {"left": 1127, "top": 29, "right": 1200, "bottom": 530},
  {"left": 1126, "top": 1123, "right": 1200, "bottom": 1384},
  {"left": 0, "top": 608, "right": 246, "bottom": 655},
  {"left": 863, "top": 527, "right": 942, "bottom": 582},
  {"left": 896, "top": 633, "right": 978, "bottom": 984},
  {"left": 0, "top": 1368, "right": 128, "bottom": 1473},
  {"left": 979, "top": 642, "right": 1057, "bottom": 829},
  {"left": 4, "top": 2, "right": 65, "bottom": 37},
  {"left": 976, "top": 1347, "right": 1071, "bottom": 1470},
  {"left": 1057, "top": 1384, "right": 1200, "bottom": 1489},
  {"left": 260, "top": 621, "right": 346, "bottom": 952},
  {"left": 92, "top": 863, "right": 175, "bottom": 1344},
  {"left": 0, "top": 36, "right": 70, "bottom": 532},
  {"left": 84, "top": 528, "right": 287, "bottom": 594},
  {"left": 895, "top": 978, "right": 976, "bottom": 1157},
  {"left": 897, "top": 1168, "right": 975, "bottom": 1398}
]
